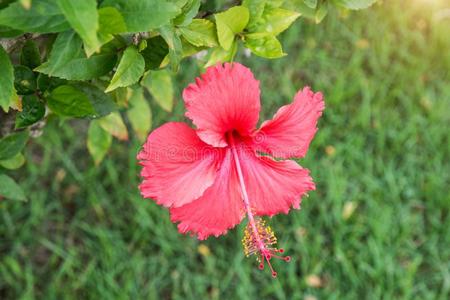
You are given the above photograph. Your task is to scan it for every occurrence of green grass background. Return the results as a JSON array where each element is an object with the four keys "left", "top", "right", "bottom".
[{"left": 1, "top": 1, "right": 449, "bottom": 299}]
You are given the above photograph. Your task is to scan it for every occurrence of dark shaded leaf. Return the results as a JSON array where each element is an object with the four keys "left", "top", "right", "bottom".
[
  {"left": 14, "top": 65, "right": 36, "bottom": 95},
  {"left": 15, "top": 95, "right": 45, "bottom": 128},
  {"left": 0, "top": 25, "right": 23, "bottom": 37},
  {"left": 20, "top": 39, "right": 41, "bottom": 69},
  {"left": 140, "top": 36, "right": 169, "bottom": 70},
  {"left": 36, "top": 74, "right": 67, "bottom": 92}
]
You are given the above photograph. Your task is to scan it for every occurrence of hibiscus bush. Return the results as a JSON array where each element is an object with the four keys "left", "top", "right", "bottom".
[{"left": 0, "top": 0, "right": 378, "bottom": 200}]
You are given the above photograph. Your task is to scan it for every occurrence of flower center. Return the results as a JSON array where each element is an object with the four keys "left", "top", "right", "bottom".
[{"left": 227, "top": 132, "right": 290, "bottom": 278}]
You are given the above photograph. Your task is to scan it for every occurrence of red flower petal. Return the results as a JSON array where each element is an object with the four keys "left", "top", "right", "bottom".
[
  {"left": 253, "top": 87, "right": 324, "bottom": 158},
  {"left": 138, "top": 122, "right": 224, "bottom": 208},
  {"left": 237, "top": 143, "right": 315, "bottom": 216},
  {"left": 170, "top": 149, "right": 244, "bottom": 240},
  {"left": 183, "top": 63, "right": 261, "bottom": 147}
]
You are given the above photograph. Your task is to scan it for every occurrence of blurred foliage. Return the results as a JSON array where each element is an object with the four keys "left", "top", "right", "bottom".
[{"left": 1, "top": 0, "right": 450, "bottom": 299}]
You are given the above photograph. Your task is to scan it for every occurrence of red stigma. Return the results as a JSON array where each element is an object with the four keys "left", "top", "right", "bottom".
[{"left": 242, "top": 217, "right": 291, "bottom": 278}]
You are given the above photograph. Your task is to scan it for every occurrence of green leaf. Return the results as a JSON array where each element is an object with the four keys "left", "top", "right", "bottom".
[
  {"left": 36, "top": 74, "right": 67, "bottom": 93},
  {"left": 335, "top": 0, "right": 377, "bottom": 10},
  {"left": 0, "top": 45, "right": 14, "bottom": 111},
  {"left": 204, "top": 40, "right": 238, "bottom": 67},
  {"left": 266, "top": 0, "right": 284, "bottom": 8},
  {"left": 58, "top": 53, "right": 117, "bottom": 81},
  {"left": 98, "top": 7, "right": 127, "bottom": 44},
  {"left": 14, "top": 65, "right": 37, "bottom": 95},
  {"left": 158, "top": 25, "right": 183, "bottom": 72},
  {"left": 215, "top": 6, "right": 249, "bottom": 51},
  {"left": 180, "top": 37, "right": 205, "bottom": 58},
  {"left": 287, "top": 1, "right": 316, "bottom": 20},
  {"left": 0, "top": 174, "right": 27, "bottom": 201},
  {"left": 141, "top": 70, "right": 173, "bottom": 112},
  {"left": 0, "top": 131, "right": 29, "bottom": 161},
  {"left": 126, "top": 87, "right": 152, "bottom": 142},
  {"left": 304, "top": 0, "right": 318, "bottom": 9},
  {"left": 247, "top": 8, "right": 300, "bottom": 37},
  {"left": 0, "top": 0, "right": 69, "bottom": 33},
  {"left": 169, "top": 0, "right": 189, "bottom": 8},
  {"left": 35, "top": 31, "right": 117, "bottom": 80},
  {"left": 20, "top": 40, "right": 41, "bottom": 69},
  {"left": 140, "top": 36, "right": 169, "bottom": 70},
  {"left": 87, "top": 120, "right": 112, "bottom": 165},
  {"left": 112, "top": 87, "right": 131, "bottom": 108},
  {"left": 138, "top": 39, "right": 148, "bottom": 52},
  {"left": 0, "top": 153, "right": 25, "bottom": 170},
  {"left": 37, "top": 74, "right": 51, "bottom": 92},
  {"left": 0, "top": 25, "right": 23, "bottom": 38},
  {"left": 36, "top": 74, "right": 52, "bottom": 92},
  {"left": 315, "top": 1, "right": 328, "bottom": 23},
  {"left": 57, "top": 0, "right": 101, "bottom": 56},
  {"left": 2, "top": 89, "right": 20, "bottom": 113},
  {"left": 35, "top": 31, "right": 83, "bottom": 75},
  {"left": 47, "top": 85, "right": 96, "bottom": 118},
  {"left": 179, "top": 19, "right": 218, "bottom": 48},
  {"left": 242, "top": 0, "right": 266, "bottom": 29},
  {"left": 245, "top": 35, "right": 285, "bottom": 58},
  {"left": 105, "top": 46, "right": 144, "bottom": 93},
  {"left": 98, "top": 112, "right": 128, "bottom": 141},
  {"left": 0, "top": 0, "right": 16, "bottom": 10},
  {"left": 173, "top": 0, "right": 201, "bottom": 26},
  {"left": 74, "top": 83, "right": 117, "bottom": 118},
  {"left": 15, "top": 95, "right": 45, "bottom": 128},
  {"left": 47, "top": 83, "right": 117, "bottom": 118},
  {"left": 101, "top": 0, "right": 180, "bottom": 33}
]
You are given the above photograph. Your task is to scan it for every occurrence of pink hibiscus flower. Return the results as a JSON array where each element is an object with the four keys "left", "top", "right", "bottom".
[{"left": 138, "top": 63, "right": 324, "bottom": 277}]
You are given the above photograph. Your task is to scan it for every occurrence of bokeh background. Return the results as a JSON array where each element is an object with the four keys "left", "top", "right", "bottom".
[{"left": 1, "top": 0, "right": 449, "bottom": 299}]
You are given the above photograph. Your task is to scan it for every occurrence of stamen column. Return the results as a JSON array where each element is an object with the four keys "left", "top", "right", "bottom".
[{"left": 228, "top": 132, "right": 290, "bottom": 277}]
